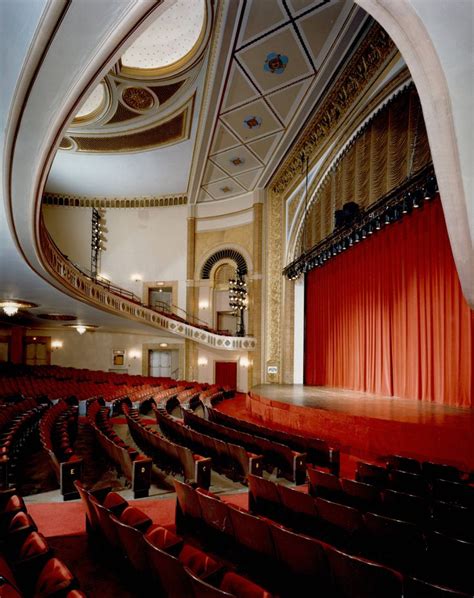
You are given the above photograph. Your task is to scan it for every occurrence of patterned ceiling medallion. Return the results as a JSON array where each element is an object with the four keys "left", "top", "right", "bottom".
[
  {"left": 221, "top": 186, "right": 232, "bottom": 193},
  {"left": 243, "top": 115, "right": 262, "bottom": 130},
  {"left": 38, "top": 314, "right": 77, "bottom": 321},
  {"left": 230, "top": 157, "right": 245, "bottom": 166},
  {"left": 122, "top": 87, "right": 154, "bottom": 111},
  {"left": 264, "top": 52, "right": 288, "bottom": 74}
]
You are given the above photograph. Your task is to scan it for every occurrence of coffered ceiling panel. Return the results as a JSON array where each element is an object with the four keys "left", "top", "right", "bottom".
[
  {"left": 222, "top": 62, "right": 260, "bottom": 112},
  {"left": 234, "top": 168, "right": 264, "bottom": 191},
  {"left": 203, "top": 177, "right": 246, "bottom": 201},
  {"left": 210, "top": 146, "right": 262, "bottom": 176},
  {"left": 266, "top": 78, "right": 312, "bottom": 125},
  {"left": 210, "top": 121, "right": 241, "bottom": 154},
  {"left": 237, "top": 0, "right": 288, "bottom": 47},
  {"left": 202, "top": 161, "right": 228, "bottom": 185},
  {"left": 299, "top": 0, "right": 348, "bottom": 68},
  {"left": 246, "top": 133, "right": 283, "bottom": 163},
  {"left": 237, "top": 25, "right": 315, "bottom": 95},
  {"left": 197, "top": 0, "right": 365, "bottom": 201},
  {"left": 220, "top": 98, "right": 284, "bottom": 143}
]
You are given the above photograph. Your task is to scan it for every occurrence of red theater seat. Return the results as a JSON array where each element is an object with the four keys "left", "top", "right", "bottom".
[
  {"left": 103, "top": 492, "right": 128, "bottom": 516},
  {"left": 144, "top": 525, "right": 183, "bottom": 556},
  {"left": 340, "top": 478, "right": 380, "bottom": 512},
  {"left": 185, "top": 567, "right": 234, "bottom": 597},
  {"left": 119, "top": 506, "right": 152, "bottom": 533},
  {"left": 34, "top": 558, "right": 75, "bottom": 597},
  {"left": 326, "top": 545, "right": 403, "bottom": 598},
  {"left": 220, "top": 572, "right": 274, "bottom": 598},
  {"left": 276, "top": 483, "right": 318, "bottom": 532}
]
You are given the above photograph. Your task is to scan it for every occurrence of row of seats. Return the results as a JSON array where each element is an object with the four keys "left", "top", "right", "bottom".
[
  {"left": 0, "top": 493, "right": 86, "bottom": 597},
  {"left": 87, "top": 400, "right": 151, "bottom": 497},
  {"left": 123, "top": 404, "right": 212, "bottom": 488},
  {"left": 74, "top": 480, "right": 271, "bottom": 597},
  {"left": 153, "top": 402, "right": 263, "bottom": 482},
  {"left": 309, "top": 468, "right": 474, "bottom": 540},
  {"left": 176, "top": 479, "right": 473, "bottom": 598},
  {"left": 38, "top": 400, "right": 83, "bottom": 500},
  {"left": 356, "top": 459, "right": 474, "bottom": 500},
  {"left": 182, "top": 407, "right": 306, "bottom": 484},
  {"left": 205, "top": 397, "right": 340, "bottom": 474},
  {"left": 247, "top": 474, "right": 474, "bottom": 594},
  {"left": 1, "top": 401, "right": 47, "bottom": 492}
]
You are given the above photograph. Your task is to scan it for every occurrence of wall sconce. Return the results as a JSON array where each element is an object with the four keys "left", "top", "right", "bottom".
[
  {"left": 128, "top": 349, "right": 141, "bottom": 360},
  {"left": 198, "top": 300, "right": 209, "bottom": 310},
  {"left": 159, "top": 343, "right": 168, "bottom": 348},
  {"left": 51, "top": 340, "right": 63, "bottom": 350},
  {"left": 197, "top": 356, "right": 208, "bottom": 367},
  {"left": 239, "top": 356, "right": 250, "bottom": 368}
]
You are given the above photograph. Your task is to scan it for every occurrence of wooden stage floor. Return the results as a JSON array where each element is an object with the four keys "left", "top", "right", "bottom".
[{"left": 248, "top": 385, "right": 474, "bottom": 470}]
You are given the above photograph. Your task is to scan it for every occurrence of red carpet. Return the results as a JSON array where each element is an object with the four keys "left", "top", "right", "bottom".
[{"left": 28, "top": 491, "right": 249, "bottom": 538}]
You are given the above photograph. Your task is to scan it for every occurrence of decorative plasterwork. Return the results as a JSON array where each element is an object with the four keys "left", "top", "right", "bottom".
[
  {"left": 264, "top": 21, "right": 398, "bottom": 385},
  {"left": 198, "top": 0, "right": 360, "bottom": 200},
  {"left": 42, "top": 192, "right": 187, "bottom": 208},
  {"left": 39, "top": 218, "right": 255, "bottom": 351},
  {"left": 270, "top": 22, "right": 395, "bottom": 195},
  {"left": 60, "top": 0, "right": 213, "bottom": 154}
]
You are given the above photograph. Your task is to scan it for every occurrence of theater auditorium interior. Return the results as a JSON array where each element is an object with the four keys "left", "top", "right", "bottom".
[{"left": 0, "top": 0, "right": 473, "bottom": 596}]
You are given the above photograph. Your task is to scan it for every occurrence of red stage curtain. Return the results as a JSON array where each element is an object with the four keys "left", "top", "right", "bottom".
[
  {"left": 215, "top": 361, "right": 237, "bottom": 389},
  {"left": 304, "top": 196, "right": 473, "bottom": 407}
]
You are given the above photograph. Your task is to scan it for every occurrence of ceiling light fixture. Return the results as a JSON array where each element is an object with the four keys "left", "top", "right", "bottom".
[{"left": 0, "top": 300, "right": 38, "bottom": 317}]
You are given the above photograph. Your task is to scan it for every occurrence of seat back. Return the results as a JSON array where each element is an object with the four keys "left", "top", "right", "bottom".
[
  {"left": 248, "top": 475, "right": 282, "bottom": 519},
  {"left": 389, "top": 469, "right": 429, "bottom": 497},
  {"left": 173, "top": 479, "right": 202, "bottom": 519},
  {"left": 404, "top": 576, "right": 473, "bottom": 597},
  {"left": 269, "top": 523, "right": 331, "bottom": 593},
  {"left": 220, "top": 572, "right": 274, "bottom": 598},
  {"left": 422, "top": 462, "right": 461, "bottom": 483},
  {"left": 326, "top": 545, "right": 403, "bottom": 598},
  {"left": 73, "top": 480, "right": 100, "bottom": 533},
  {"left": 93, "top": 499, "right": 120, "bottom": 549},
  {"left": 356, "top": 462, "right": 388, "bottom": 487},
  {"left": 308, "top": 468, "right": 343, "bottom": 502},
  {"left": 110, "top": 515, "right": 147, "bottom": 572},
  {"left": 144, "top": 538, "right": 193, "bottom": 597},
  {"left": 381, "top": 488, "right": 429, "bottom": 524},
  {"left": 386, "top": 455, "right": 421, "bottom": 474},
  {"left": 196, "top": 489, "right": 234, "bottom": 536},
  {"left": 227, "top": 506, "right": 275, "bottom": 559},
  {"left": 185, "top": 567, "right": 234, "bottom": 598},
  {"left": 341, "top": 478, "right": 380, "bottom": 512}
]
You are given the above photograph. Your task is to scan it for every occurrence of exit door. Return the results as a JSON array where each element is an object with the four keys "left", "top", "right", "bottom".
[{"left": 215, "top": 361, "right": 237, "bottom": 389}]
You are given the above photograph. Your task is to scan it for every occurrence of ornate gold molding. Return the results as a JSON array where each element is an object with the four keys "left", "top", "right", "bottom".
[
  {"left": 270, "top": 23, "right": 395, "bottom": 196},
  {"left": 42, "top": 193, "right": 188, "bottom": 208}
]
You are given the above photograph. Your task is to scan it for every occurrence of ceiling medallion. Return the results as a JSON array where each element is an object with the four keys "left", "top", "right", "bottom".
[
  {"left": 264, "top": 52, "right": 288, "bottom": 75},
  {"left": 220, "top": 186, "right": 232, "bottom": 193},
  {"left": 230, "top": 157, "right": 245, "bottom": 166},
  {"left": 122, "top": 87, "right": 154, "bottom": 111},
  {"left": 38, "top": 314, "right": 77, "bottom": 321},
  {"left": 243, "top": 116, "right": 262, "bottom": 130},
  {"left": 0, "top": 300, "right": 38, "bottom": 317}
]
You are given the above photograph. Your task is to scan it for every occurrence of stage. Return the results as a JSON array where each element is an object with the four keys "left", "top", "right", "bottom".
[{"left": 247, "top": 385, "right": 474, "bottom": 471}]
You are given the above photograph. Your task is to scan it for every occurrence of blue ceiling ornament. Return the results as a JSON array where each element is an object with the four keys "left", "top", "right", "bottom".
[
  {"left": 243, "top": 115, "right": 262, "bottom": 130},
  {"left": 264, "top": 52, "right": 289, "bottom": 74}
]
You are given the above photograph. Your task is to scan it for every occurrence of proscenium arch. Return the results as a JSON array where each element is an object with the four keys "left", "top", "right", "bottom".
[
  {"left": 355, "top": 0, "right": 474, "bottom": 307},
  {"left": 200, "top": 248, "right": 248, "bottom": 280}
]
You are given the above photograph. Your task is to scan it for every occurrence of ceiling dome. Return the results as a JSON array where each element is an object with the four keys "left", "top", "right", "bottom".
[{"left": 121, "top": 0, "right": 206, "bottom": 75}]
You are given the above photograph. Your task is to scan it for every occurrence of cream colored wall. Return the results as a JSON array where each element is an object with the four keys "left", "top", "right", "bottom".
[
  {"left": 29, "top": 329, "right": 184, "bottom": 377},
  {"left": 195, "top": 345, "right": 251, "bottom": 392},
  {"left": 43, "top": 205, "right": 188, "bottom": 311},
  {"left": 43, "top": 206, "right": 92, "bottom": 267}
]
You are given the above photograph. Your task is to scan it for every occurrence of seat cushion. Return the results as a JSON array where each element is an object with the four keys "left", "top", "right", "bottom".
[
  {"left": 221, "top": 572, "right": 273, "bottom": 598},
  {"left": 103, "top": 492, "right": 128, "bottom": 514},
  {"left": 18, "top": 532, "right": 49, "bottom": 559},
  {"left": 34, "top": 558, "right": 75, "bottom": 597},
  {"left": 179, "top": 545, "right": 221, "bottom": 578},
  {"left": 145, "top": 525, "right": 182, "bottom": 552},
  {"left": 119, "top": 507, "right": 152, "bottom": 532}
]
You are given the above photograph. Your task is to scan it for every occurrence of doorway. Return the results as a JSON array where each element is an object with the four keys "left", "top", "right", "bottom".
[
  {"left": 215, "top": 361, "right": 237, "bottom": 389},
  {"left": 25, "top": 337, "right": 50, "bottom": 366},
  {"left": 148, "top": 350, "right": 179, "bottom": 379}
]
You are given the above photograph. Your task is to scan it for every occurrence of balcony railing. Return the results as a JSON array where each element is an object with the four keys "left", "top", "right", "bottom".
[{"left": 38, "top": 218, "right": 256, "bottom": 352}]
